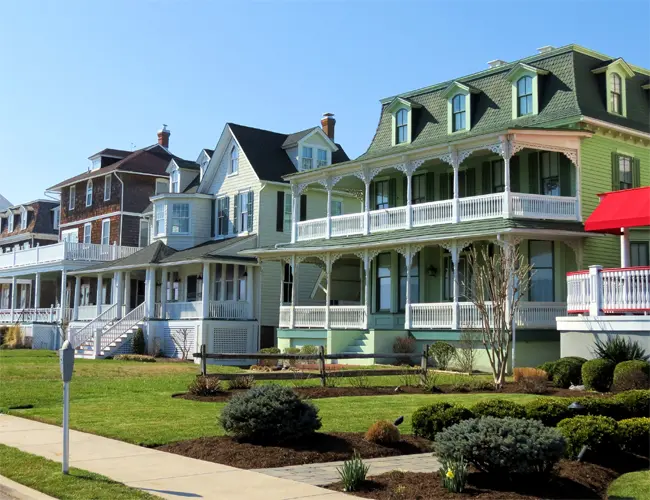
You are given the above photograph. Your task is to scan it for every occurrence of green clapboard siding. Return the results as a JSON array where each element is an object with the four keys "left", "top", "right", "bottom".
[{"left": 580, "top": 134, "right": 650, "bottom": 268}]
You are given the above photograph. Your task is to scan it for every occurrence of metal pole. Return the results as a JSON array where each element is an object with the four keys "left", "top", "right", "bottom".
[{"left": 62, "top": 381, "right": 70, "bottom": 474}]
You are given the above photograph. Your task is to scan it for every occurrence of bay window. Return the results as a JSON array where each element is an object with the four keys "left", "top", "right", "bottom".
[{"left": 171, "top": 203, "right": 190, "bottom": 234}]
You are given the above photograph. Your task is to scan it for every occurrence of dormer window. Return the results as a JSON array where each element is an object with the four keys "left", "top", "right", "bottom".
[
  {"left": 170, "top": 170, "right": 179, "bottom": 193},
  {"left": 20, "top": 209, "right": 27, "bottom": 230},
  {"left": 85, "top": 180, "right": 93, "bottom": 207},
  {"left": 317, "top": 149, "right": 327, "bottom": 168},
  {"left": 230, "top": 146, "right": 239, "bottom": 175},
  {"left": 451, "top": 95, "right": 466, "bottom": 132},
  {"left": 396, "top": 109, "right": 408, "bottom": 144},
  {"left": 591, "top": 58, "right": 634, "bottom": 117},
  {"left": 610, "top": 73, "right": 622, "bottom": 114},
  {"left": 7, "top": 212, "right": 13, "bottom": 232},
  {"left": 517, "top": 76, "right": 533, "bottom": 116},
  {"left": 302, "top": 147, "right": 313, "bottom": 170}
]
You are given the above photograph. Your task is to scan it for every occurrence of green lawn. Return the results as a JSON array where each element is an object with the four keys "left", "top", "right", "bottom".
[
  {"left": 0, "top": 444, "right": 154, "bottom": 499},
  {"left": 608, "top": 470, "right": 650, "bottom": 500},
  {"left": 0, "top": 350, "right": 540, "bottom": 446}
]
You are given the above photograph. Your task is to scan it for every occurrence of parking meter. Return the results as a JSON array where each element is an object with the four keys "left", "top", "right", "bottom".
[{"left": 59, "top": 340, "right": 74, "bottom": 474}]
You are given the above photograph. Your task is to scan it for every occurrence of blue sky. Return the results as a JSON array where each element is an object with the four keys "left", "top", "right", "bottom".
[{"left": 1, "top": 0, "right": 648, "bottom": 204}]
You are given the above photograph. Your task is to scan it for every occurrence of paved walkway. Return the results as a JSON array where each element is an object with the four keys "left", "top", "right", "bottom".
[
  {"left": 0, "top": 415, "right": 350, "bottom": 500},
  {"left": 0, "top": 475, "right": 56, "bottom": 500},
  {"left": 255, "top": 453, "right": 441, "bottom": 486}
]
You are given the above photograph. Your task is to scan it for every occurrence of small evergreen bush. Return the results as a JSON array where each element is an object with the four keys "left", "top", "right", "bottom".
[
  {"left": 557, "top": 415, "right": 619, "bottom": 458},
  {"left": 412, "top": 402, "right": 474, "bottom": 440},
  {"left": 470, "top": 399, "right": 526, "bottom": 419},
  {"left": 576, "top": 396, "right": 627, "bottom": 420},
  {"left": 582, "top": 358, "right": 615, "bottom": 392},
  {"left": 337, "top": 452, "right": 369, "bottom": 492},
  {"left": 613, "top": 360, "right": 650, "bottom": 391},
  {"left": 113, "top": 354, "right": 156, "bottom": 362},
  {"left": 524, "top": 398, "right": 573, "bottom": 427},
  {"left": 365, "top": 420, "right": 400, "bottom": 445},
  {"left": 429, "top": 342, "right": 455, "bottom": 370},
  {"left": 226, "top": 375, "right": 255, "bottom": 390},
  {"left": 551, "top": 357, "right": 585, "bottom": 388},
  {"left": 220, "top": 385, "right": 321, "bottom": 443},
  {"left": 131, "top": 328, "right": 145, "bottom": 355},
  {"left": 592, "top": 336, "right": 649, "bottom": 364},
  {"left": 434, "top": 417, "right": 565, "bottom": 476},
  {"left": 300, "top": 345, "right": 320, "bottom": 355},
  {"left": 257, "top": 347, "right": 280, "bottom": 367},
  {"left": 617, "top": 417, "right": 650, "bottom": 456},
  {"left": 188, "top": 375, "right": 223, "bottom": 396},
  {"left": 613, "top": 390, "right": 650, "bottom": 418}
]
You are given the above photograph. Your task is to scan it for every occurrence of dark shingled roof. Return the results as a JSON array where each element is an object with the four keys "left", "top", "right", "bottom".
[
  {"left": 89, "top": 148, "right": 131, "bottom": 159},
  {"left": 281, "top": 127, "right": 319, "bottom": 148},
  {"left": 203, "top": 148, "right": 214, "bottom": 157},
  {"left": 159, "top": 235, "right": 257, "bottom": 264},
  {"left": 173, "top": 158, "right": 200, "bottom": 171},
  {"left": 228, "top": 123, "right": 350, "bottom": 183},
  {"left": 182, "top": 174, "right": 201, "bottom": 194}
]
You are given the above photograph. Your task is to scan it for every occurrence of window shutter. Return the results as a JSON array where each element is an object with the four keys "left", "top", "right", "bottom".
[
  {"left": 223, "top": 197, "right": 230, "bottom": 235},
  {"left": 388, "top": 178, "right": 397, "bottom": 207},
  {"left": 210, "top": 199, "right": 216, "bottom": 237},
  {"left": 510, "top": 156, "right": 521, "bottom": 192},
  {"left": 466, "top": 168, "right": 476, "bottom": 197},
  {"left": 481, "top": 161, "right": 492, "bottom": 195},
  {"left": 247, "top": 190, "right": 254, "bottom": 232},
  {"left": 528, "top": 152, "right": 540, "bottom": 194},
  {"left": 559, "top": 155, "right": 571, "bottom": 196},
  {"left": 300, "top": 194, "right": 307, "bottom": 222},
  {"left": 233, "top": 195, "right": 239, "bottom": 232},
  {"left": 633, "top": 158, "right": 641, "bottom": 188},
  {"left": 611, "top": 153, "right": 620, "bottom": 191},
  {"left": 426, "top": 172, "right": 435, "bottom": 202},
  {"left": 276, "top": 191, "right": 284, "bottom": 232}
]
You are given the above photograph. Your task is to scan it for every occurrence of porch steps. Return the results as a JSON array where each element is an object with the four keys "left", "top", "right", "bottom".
[
  {"left": 339, "top": 332, "right": 374, "bottom": 366},
  {"left": 74, "top": 321, "right": 143, "bottom": 360}
]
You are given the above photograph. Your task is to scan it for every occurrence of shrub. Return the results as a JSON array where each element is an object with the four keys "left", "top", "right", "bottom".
[
  {"left": 525, "top": 398, "right": 574, "bottom": 427},
  {"left": 393, "top": 336, "right": 416, "bottom": 354},
  {"left": 514, "top": 368, "right": 549, "bottom": 394},
  {"left": 188, "top": 376, "right": 223, "bottom": 396},
  {"left": 337, "top": 452, "right": 369, "bottom": 492},
  {"left": 552, "top": 357, "right": 585, "bottom": 388},
  {"left": 365, "top": 420, "right": 400, "bottom": 445},
  {"left": 226, "top": 376, "right": 255, "bottom": 390},
  {"left": 1, "top": 326, "right": 23, "bottom": 349},
  {"left": 470, "top": 399, "right": 526, "bottom": 419},
  {"left": 617, "top": 417, "right": 650, "bottom": 456},
  {"left": 429, "top": 342, "right": 455, "bottom": 370},
  {"left": 412, "top": 402, "right": 474, "bottom": 440},
  {"left": 557, "top": 415, "right": 619, "bottom": 458},
  {"left": 582, "top": 358, "right": 615, "bottom": 392},
  {"left": 576, "top": 397, "right": 627, "bottom": 420},
  {"left": 434, "top": 417, "right": 565, "bottom": 475},
  {"left": 538, "top": 361, "right": 556, "bottom": 380},
  {"left": 592, "top": 336, "right": 649, "bottom": 364},
  {"left": 220, "top": 385, "right": 321, "bottom": 443},
  {"left": 282, "top": 347, "right": 301, "bottom": 367},
  {"left": 113, "top": 354, "right": 156, "bottom": 363},
  {"left": 614, "top": 389, "right": 650, "bottom": 418},
  {"left": 439, "top": 457, "right": 469, "bottom": 493},
  {"left": 514, "top": 367, "right": 547, "bottom": 382},
  {"left": 131, "top": 328, "right": 145, "bottom": 355},
  {"left": 613, "top": 360, "right": 650, "bottom": 391},
  {"left": 300, "top": 345, "right": 320, "bottom": 355},
  {"left": 257, "top": 347, "right": 280, "bottom": 367}
]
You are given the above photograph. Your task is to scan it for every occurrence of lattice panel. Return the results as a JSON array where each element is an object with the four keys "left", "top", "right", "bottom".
[
  {"left": 163, "top": 326, "right": 196, "bottom": 359},
  {"left": 212, "top": 327, "right": 248, "bottom": 354}
]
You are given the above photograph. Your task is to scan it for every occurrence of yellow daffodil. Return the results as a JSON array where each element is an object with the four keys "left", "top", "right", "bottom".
[{"left": 446, "top": 469, "right": 454, "bottom": 479}]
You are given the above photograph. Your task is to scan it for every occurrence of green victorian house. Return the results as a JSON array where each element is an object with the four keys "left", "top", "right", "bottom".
[{"left": 246, "top": 44, "right": 650, "bottom": 370}]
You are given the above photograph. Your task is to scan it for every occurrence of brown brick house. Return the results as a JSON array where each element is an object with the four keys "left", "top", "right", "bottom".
[{"left": 0, "top": 199, "right": 60, "bottom": 253}]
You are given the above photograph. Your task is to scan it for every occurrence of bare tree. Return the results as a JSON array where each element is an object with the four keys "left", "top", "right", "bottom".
[
  {"left": 170, "top": 328, "right": 192, "bottom": 360},
  {"left": 462, "top": 242, "right": 533, "bottom": 389},
  {"left": 454, "top": 330, "right": 478, "bottom": 375}
]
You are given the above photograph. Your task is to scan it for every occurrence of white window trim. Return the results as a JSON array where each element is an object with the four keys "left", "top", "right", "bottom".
[
  {"left": 236, "top": 191, "right": 249, "bottom": 234},
  {"left": 7, "top": 212, "right": 14, "bottom": 232},
  {"left": 52, "top": 207, "right": 60, "bottom": 230},
  {"left": 19, "top": 208, "right": 27, "bottom": 230},
  {"left": 386, "top": 97, "right": 420, "bottom": 146},
  {"left": 283, "top": 191, "right": 292, "bottom": 231},
  {"left": 85, "top": 180, "right": 93, "bottom": 207},
  {"left": 170, "top": 169, "right": 180, "bottom": 194},
  {"left": 100, "top": 218, "right": 110, "bottom": 245},
  {"left": 229, "top": 145, "right": 239, "bottom": 176},
  {"left": 170, "top": 203, "right": 190, "bottom": 235},
  {"left": 104, "top": 175, "right": 112, "bottom": 201},
  {"left": 155, "top": 204, "right": 167, "bottom": 236},
  {"left": 69, "top": 186, "right": 76, "bottom": 211},
  {"left": 83, "top": 223, "right": 92, "bottom": 244},
  {"left": 62, "top": 228, "right": 78, "bottom": 243}
]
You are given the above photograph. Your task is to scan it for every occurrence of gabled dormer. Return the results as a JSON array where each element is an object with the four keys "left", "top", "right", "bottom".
[
  {"left": 505, "top": 63, "right": 549, "bottom": 120},
  {"left": 386, "top": 97, "right": 421, "bottom": 146},
  {"left": 442, "top": 82, "right": 479, "bottom": 134},
  {"left": 591, "top": 58, "right": 635, "bottom": 117},
  {"left": 282, "top": 125, "right": 339, "bottom": 171},
  {"left": 166, "top": 158, "right": 200, "bottom": 194},
  {"left": 197, "top": 149, "right": 213, "bottom": 181}
]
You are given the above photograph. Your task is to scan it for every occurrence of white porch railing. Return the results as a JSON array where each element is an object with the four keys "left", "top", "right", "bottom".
[
  {"left": 294, "top": 192, "right": 579, "bottom": 242},
  {"left": 76, "top": 304, "right": 113, "bottom": 321},
  {"left": 209, "top": 300, "right": 249, "bottom": 320},
  {"left": 516, "top": 302, "right": 567, "bottom": 328},
  {"left": 70, "top": 303, "right": 118, "bottom": 348},
  {"left": 567, "top": 271, "right": 590, "bottom": 313},
  {"left": 458, "top": 302, "right": 494, "bottom": 329},
  {"left": 0, "top": 307, "right": 59, "bottom": 323},
  {"left": 0, "top": 242, "right": 140, "bottom": 270},
  {"left": 410, "top": 303, "right": 453, "bottom": 328},
  {"left": 100, "top": 302, "right": 145, "bottom": 351},
  {"left": 294, "top": 306, "right": 326, "bottom": 328},
  {"left": 279, "top": 306, "right": 291, "bottom": 328},
  {"left": 330, "top": 306, "right": 366, "bottom": 329},
  {"left": 159, "top": 301, "right": 202, "bottom": 319},
  {"left": 278, "top": 305, "right": 365, "bottom": 329}
]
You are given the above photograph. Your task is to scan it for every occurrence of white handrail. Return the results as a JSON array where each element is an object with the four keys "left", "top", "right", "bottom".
[
  {"left": 70, "top": 304, "right": 118, "bottom": 348},
  {"left": 100, "top": 302, "right": 145, "bottom": 351}
]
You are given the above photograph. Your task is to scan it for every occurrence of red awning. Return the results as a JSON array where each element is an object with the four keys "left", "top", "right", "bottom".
[{"left": 585, "top": 187, "right": 650, "bottom": 234}]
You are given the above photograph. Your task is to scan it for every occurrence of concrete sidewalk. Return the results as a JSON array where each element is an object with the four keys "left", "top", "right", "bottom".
[
  {"left": 0, "top": 415, "right": 350, "bottom": 500},
  {"left": 0, "top": 475, "right": 56, "bottom": 500}
]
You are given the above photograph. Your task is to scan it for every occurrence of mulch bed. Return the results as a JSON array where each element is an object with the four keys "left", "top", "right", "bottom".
[
  {"left": 156, "top": 432, "right": 431, "bottom": 469},
  {"left": 326, "top": 454, "right": 650, "bottom": 499},
  {"left": 173, "top": 382, "right": 593, "bottom": 403}
]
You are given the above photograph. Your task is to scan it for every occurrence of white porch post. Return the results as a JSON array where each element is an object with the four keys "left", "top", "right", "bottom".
[
  {"left": 325, "top": 254, "right": 331, "bottom": 329},
  {"left": 451, "top": 242, "right": 460, "bottom": 329},
  {"left": 404, "top": 246, "right": 412, "bottom": 329},
  {"left": 246, "top": 265, "right": 254, "bottom": 319},
  {"left": 34, "top": 272, "right": 41, "bottom": 309},
  {"left": 406, "top": 172, "right": 413, "bottom": 229},
  {"left": 290, "top": 256, "right": 298, "bottom": 328},
  {"left": 363, "top": 250, "right": 370, "bottom": 329},
  {"left": 452, "top": 156, "right": 460, "bottom": 223},
  {"left": 10, "top": 276, "right": 17, "bottom": 323},
  {"left": 124, "top": 272, "right": 131, "bottom": 314},
  {"left": 620, "top": 228, "right": 630, "bottom": 267},
  {"left": 145, "top": 267, "right": 156, "bottom": 318},
  {"left": 364, "top": 179, "right": 371, "bottom": 235},
  {"left": 113, "top": 272, "right": 123, "bottom": 319},
  {"left": 73, "top": 276, "right": 81, "bottom": 321},
  {"left": 503, "top": 137, "right": 511, "bottom": 218},
  {"left": 201, "top": 263, "right": 210, "bottom": 319},
  {"left": 60, "top": 270, "right": 67, "bottom": 323},
  {"left": 96, "top": 274, "right": 103, "bottom": 316},
  {"left": 290, "top": 185, "right": 300, "bottom": 244},
  {"left": 326, "top": 184, "right": 332, "bottom": 239},
  {"left": 160, "top": 269, "right": 168, "bottom": 319},
  {"left": 588, "top": 265, "right": 603, "bottom": 316},
  {"left": 219, "top": 263, "right": 226, "bottom": 303},
  {"left": 575, "top": 151, "right": 582, "bottom": 221}
]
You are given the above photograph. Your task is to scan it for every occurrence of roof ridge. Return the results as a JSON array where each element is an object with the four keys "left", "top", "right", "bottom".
[{"left": 228, "top": 122, "right": 290, "bottom": 138}]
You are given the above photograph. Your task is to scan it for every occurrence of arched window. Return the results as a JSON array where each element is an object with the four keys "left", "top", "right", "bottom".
[
  {"left": 85, "top": 180, "right": 93, "bottom": 207},
  {"left": 170, "top": 170, "right": 179, "bottom": 193},
  {"left": 395, "top": 109, "right": 408, "bottom": 144},
  {"left": 230, "top": 146, "right": 239, "bottom": 174},
  {"left": 452, "top": 94, "right": 466, "bottom": 132},
  {"left": 610, "top": 73, "right": 622, "bottom": 114},
  {"left": 517, "top": 76, "right": 533, "bottom": 116}
]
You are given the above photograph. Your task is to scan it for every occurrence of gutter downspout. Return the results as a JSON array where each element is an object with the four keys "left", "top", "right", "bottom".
[{"left": 114, "top": 173, "right": 125, "bottom": 246}]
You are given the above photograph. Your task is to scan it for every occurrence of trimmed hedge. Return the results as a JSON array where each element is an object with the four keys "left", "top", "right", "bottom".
[
  {"left": 113, "top": 354, "right": 156, "bottom": 363},
  {"left": 617, "top": 417, "right": 650, "bottom": 456},
  {"left": 412, "top": 402, "right": 474, "bottom": 440},
  {"left": 557, "top": 415, "right": 619, "bottom": 458},
  {"left": 524, "top": 398, "right": 574, "bottom": 427},
  {"left": 613, "top": 390, "right": 650, "bottom": 419},
  {"left": 613, "top": 360, "right": 650, "bottom": 391},
  {"left": 576, "top": 396, "right": 627, "bottom": 420},
  {"left": 582, "top": 358, "right": 615, "bottom": 392},
  {"left": 543, "top": 357, "right": 586, "bottom": 388},
  {"left": 470, "top": 399, "right": 526, "bottom": 419}
]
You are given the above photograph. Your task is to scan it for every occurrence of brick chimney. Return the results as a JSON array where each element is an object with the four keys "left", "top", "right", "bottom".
[
  {"left": 321, "top": 113, "right": 335, "bottom": 141},
  {"left": 157, "top": 124, "right": 170, "bottom": 148}
]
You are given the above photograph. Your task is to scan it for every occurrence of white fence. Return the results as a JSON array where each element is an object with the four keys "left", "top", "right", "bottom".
[
  {"left": 410, "top": 303, "right": 453, "bottom": 328},
  {"left": 279, "top": 305, "right": 366, "bottom": 329},
  {"left": 209, "top": 300, "right": 249, "bottom": 320}
]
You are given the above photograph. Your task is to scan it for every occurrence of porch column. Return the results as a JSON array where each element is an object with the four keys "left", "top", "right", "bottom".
[
  {"left": 364, "top": 180, "right": 371, "bottom": 235},
  {"left": 404, "top": 247, "right": 412, "bottom": 329},
  {"left": 201, "top": 263, "right": 210, "bottom": 319},
  {"left": 10, "top": 276, "right": 16, "bottom": 323},
  {"left": 363, "top": 250, "right": 370, "bottom": 329},
  {"left": 451, "top": 242, "right": 460, "bottom": 329},
  {"left": 59, "top": 270, "right": 67, "bottom": 323},
  {"left": 325, "top": 254, "right": 332, "bottom": 329},
  {"left": 219, "top": 263, "right": 226, "bottom": 302},
  {"left": 452, "top": 160, "right": 460, "bottom": 223},
  {"left": 96, "top": 274, "right": 103, "bottom": 316},
  {"left": 145, "top": 267, "right": 156, "bottom": 318},
  {"left": 406, "top": 172, "right": 413, "bottom": 229},
  {"left": 290, "top": 185, "right": 300, "bottom": 244},
  {"left": 160, "top": 269, "right": 168, "bottom": 319},
  {"left": 290, "top": 256, "right": 298, "bottom": 328},
  {"left": 588, "top": 265, "right": 603, "bottom": 316},
  {"left": 73, "top": 276, "right": 81, "bottom": 321},
  {"left": 123, "top": 272, "right": 131, "bottom": 314},
  {"left": 503, "top": 138, "right": 511, "bottom": 218},
  {"left": 575, "top": 152, "right": 582, "bottom": 221},
  {"left": 34, "top": 273, "right": 41, "bottom": 309},
  {"left": 326, "top": 184, "right": 332, "bottom": 239},
  {"left": 620, "top": 228, "right": 630, "bottom": 268},
  {"left": 246, "top": 265, "right": 254, "bottom": 319}
]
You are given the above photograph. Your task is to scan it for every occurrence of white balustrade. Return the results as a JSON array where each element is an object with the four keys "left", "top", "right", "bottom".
[
  {"left": 567, "top": 272, "right": 590, "bottom": 313},
  {"left": 410, "top": 303, "right": 453, "bottom": 328},
  {"left": 412, "top": 200, "right": 453, "bottom": 227},
  {"left": 279, "top": 306, "right": 291, "bottom": 328},
  {"left": 209, "top": 300, "right": 248, "bottom": 320},
  {"left": 99, "top": 302, "right": 145, "bottom": 351},
  {"left": 329, "top": 306, "right": 366, "bottom": 329},
  {"left": 296, "top": 218, "right": 327, "bottom": 241},
  {"left": 510, "top": 193, "right": 577, "bottom": 220},
  {"left": 162, "top": 301, "right": 202, "bottom": 319},
  {"left": 459, "top": 193, "right": 504, "bottom": 221},
  {"left": 77, "top": 305, "right": 99, "bottom": 321},
  {"left": 0, "top": 308, "right": 57, "bottom": 324},
  {"left": 331, "top": 213, "right": 365, "bottom": 237},
  {"left": 294, "top": 306, "right": 326, "bottom": 328},
  {"left": 458, "top": 301, "right": 495, "bottom": 329},
  {"left": 516, "top": 302, "right": 567, "bottom": 328},
  {"left": 69, "top": 304, "right": 118, "bottom": 348},
  {"left": 601, "top": 267, "right": 650, "bottom": 313},
  {"left": 369, "top": 206, "right": 407, "bottom": 232}
]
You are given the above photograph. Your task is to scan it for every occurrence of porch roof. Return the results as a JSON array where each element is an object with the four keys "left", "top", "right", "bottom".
[
  {"left": 243, "top": 219, "right": 586, "bottom": 257},
  {"left": 584, "top": 187, "right": 650, "bottom": 234}
]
